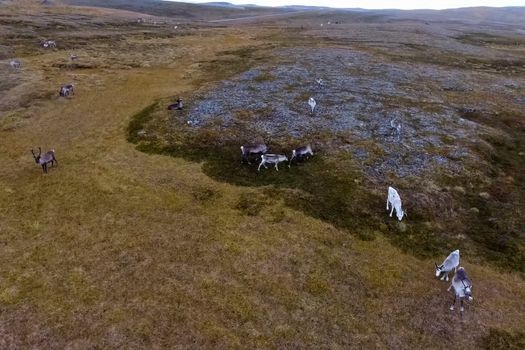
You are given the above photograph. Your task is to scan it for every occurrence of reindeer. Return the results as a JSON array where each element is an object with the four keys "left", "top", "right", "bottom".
[
  {"left": 69, "top": 53, "right": 78, "bottom": 61},
  {"left": 59, "top": 84, "right": 74, "bottom": 97},
  {"left": 9, "top": 60, "right": 21, "bottom": 69},
  {"left": 31, "top": 147, "right": 57, "bottom": 173},
  {"left": 240, "top": 144, "right": 267, "bottom": 164},
  {"left": 448, "top": 267, "right": 473, "bottom": 312},
  {"left": 289, "top": 145, "right": 313, "bottom": 167},
  {"left": 308, "top": 97, "right": 317, "bottom": 113},
  {"left": 390, "top": 118, "right": 402, "bottom": 140},
  {"left": 435, "top": 249, "right": 460, "bottom": 281},
  {"left": 167, "top": 98, "right": 183, "bottom": 110},
  {"left": 258, "top": 154, "right": 288, "bottom": 172},
  {"left": 41, "top": 40, "right": 56, "bottom": 48},
  {"left": 316, "top": 78, "right": 324, "bottom": 87},
  {"left": 386, "top": 186, "right": 405, "bottom": 221}
]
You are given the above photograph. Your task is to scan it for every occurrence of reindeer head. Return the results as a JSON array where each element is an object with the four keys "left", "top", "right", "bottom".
[
  {"left": 396, "top": 208, "right": 405, "bottom": 221},
  {"left": 435, "top": 263, "right": 443, "bottom": 277},
  {"left": 31, "top": 147, "right": 42, "bottom": 164}
]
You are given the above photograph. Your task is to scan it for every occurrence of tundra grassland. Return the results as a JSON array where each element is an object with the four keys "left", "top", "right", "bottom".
[{"left": 1, "top": 1, "right": 525, "bottom": 349}]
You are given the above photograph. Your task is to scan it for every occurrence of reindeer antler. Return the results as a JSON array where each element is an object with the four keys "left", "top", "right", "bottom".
[
  {"left": 31, "top": 149, "right": 36, "bottom": 157},
  {"left": 38, "top": 147, "right": 42, "bottom": 156}
]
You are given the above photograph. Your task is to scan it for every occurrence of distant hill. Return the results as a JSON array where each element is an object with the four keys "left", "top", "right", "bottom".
[
  {"left": 380, "top": 6, "right": 525, "bottom": 25},
  {"left": 63, "top": 0, "right": 300, "bottom": 21},
  {"left": 58, "top": 1, "right": 525, "bottom": 25}
]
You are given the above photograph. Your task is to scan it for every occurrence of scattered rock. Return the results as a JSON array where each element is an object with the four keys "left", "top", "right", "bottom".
[
  {"left": 453, "top": 186, "right": 466, "bottom": 194},
  {"left": 479, "top": 192, "right": 491, "bottom": 200},
  {"left": 470, "top": 207, "right": 480, "bottom": 214},
  {"left": 182, "top": 48, "right": 478, "bottom": 181},
  {"left": 137, "top": 130, "right": 147, "bottom": 137}
]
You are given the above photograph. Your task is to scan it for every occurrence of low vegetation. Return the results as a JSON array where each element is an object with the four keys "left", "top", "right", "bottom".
[{"left": 1, "top": 1, "right": 524, "bottom": 348}]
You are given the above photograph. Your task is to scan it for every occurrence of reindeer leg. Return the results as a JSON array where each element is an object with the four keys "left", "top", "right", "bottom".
[
  {"left": 257, "top": 160, "right": 264, "bottom": 172},
  {"left": 389, "top": 205, "right": 394, "bottom": 217},
  {"left": 450, "top": 294, "right": 456, "bottom": 311},
  {"left": 441, "top": 271, "right": 446, "bottom": 281},
  {"left": 275, "top": 163, "right": 279, "bottom": 171},
  {"left": 460, "top": 299, "right": 464, "bottom": 312}
]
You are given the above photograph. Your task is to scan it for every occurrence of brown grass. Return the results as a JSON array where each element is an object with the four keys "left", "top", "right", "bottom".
[{"left": 0, "top": 2, "right": 524, "bottom": 349}]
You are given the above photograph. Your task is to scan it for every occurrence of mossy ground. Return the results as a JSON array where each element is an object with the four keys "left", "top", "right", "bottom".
[{"left": 1, "top": 2, "right": 524, "bottom": 349}]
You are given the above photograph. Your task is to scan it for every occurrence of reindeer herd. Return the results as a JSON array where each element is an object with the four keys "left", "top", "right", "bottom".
[
  {"left": 18, "top": 44, "right": 474, "bottom": 314},
  {"left": 239, "top": 140, "right": 473, "bottom": 312},
  {"left": 8, "top": 39, "right": 77, "bottom": 100},
  {"left": 240, "top": 143, "right": 314, "bottom": 171}
]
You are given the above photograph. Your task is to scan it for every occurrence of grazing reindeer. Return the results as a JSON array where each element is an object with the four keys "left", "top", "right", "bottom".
[
  {"left": 41, "top": 39, "right": 56, "bottom": 48},
  {"left": 10, "top": 60, "right": 21, "bottom": 69},
  {"left": 390, "top": 118, "right": 402, "bottom": 140},
  {"left": 59, "top": 84, "right": 74, "bottom": 97},
  {"left": 70, "top": 53, "right": 78, "bottom": 61},
  {"left": 167, "top": 98, "right": 183, "bottom": 110},
  {"left": 289, "top": 145, "right": 313, "bottom": 167},
  {"left": 386, "top": 186, "right": 405, "bottom": 221},
  {"left": 258, "top": 154, "right": 288, "bottom": 172},
  {"left": 308, "top": 97, "right": 317, "bottom": 113},
  {"left": 31, "top": 147, "right": 57, "bottom": 173},
  {"left": 448, "top": 267, "right": 473, "bottom": 312},
  {"left": 240, "top": 144, "right": 267, "bottom": 164},
  {"left": 435, "top": 249, "right": 460, "bottom": 281}
]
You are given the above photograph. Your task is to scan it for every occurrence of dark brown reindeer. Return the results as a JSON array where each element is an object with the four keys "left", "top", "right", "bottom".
[
  {"left": 167, "top": 98, "right": 183, "bottom": 110},
  {"left": 289, "top": 145, "right": 313, "bottom": 167},
  {"left": 240, "top": 144, "right": 267, "bottom": 164},
  {"left": 31, "top": 147, "right": 58, "bottom": 173}
]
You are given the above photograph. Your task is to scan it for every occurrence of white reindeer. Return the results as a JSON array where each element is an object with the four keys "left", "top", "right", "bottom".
[
  {"left": 308, "top": 97, "right": 316, "bottom": 113},
  {"left": 435, "top": 249, "right": 460, "bottom": 281},
  {"left": 258, "top": 154, "right": 288, "bottom": 172},
  {"left": 447, "top": 267, "right": 473, "bottom": 312},
  {"left": 390, "top": 118, "right": 401, "bottom": 140},
  {"left": 10, "top": 60, "right": 21, "bottom": 69},
  {"left": 386, "top": 186, "right": 405, "bottom": 221}
]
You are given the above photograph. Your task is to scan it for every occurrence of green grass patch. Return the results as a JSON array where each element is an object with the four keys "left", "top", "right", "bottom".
[{"left": 127, "top": 101, "right": 159, "bottom": 143}]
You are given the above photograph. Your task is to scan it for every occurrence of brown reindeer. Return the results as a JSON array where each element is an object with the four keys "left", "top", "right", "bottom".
[{"left": 31, "top": 147, "right": 58, "bottom": 173}]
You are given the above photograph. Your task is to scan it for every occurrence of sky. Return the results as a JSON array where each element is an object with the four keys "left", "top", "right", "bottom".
[{"left": 177, "top": 0, "right": 525, "bottom": 10}]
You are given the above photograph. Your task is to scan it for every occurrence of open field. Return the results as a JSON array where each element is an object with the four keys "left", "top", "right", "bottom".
[{"left": 1, "top": 1, "right": 524, "bottom": 348}]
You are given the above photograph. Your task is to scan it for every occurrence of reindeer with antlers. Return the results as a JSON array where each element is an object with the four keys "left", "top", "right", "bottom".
[{"left": 31, "top": 147, "right": 58, "bottom": 173}]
